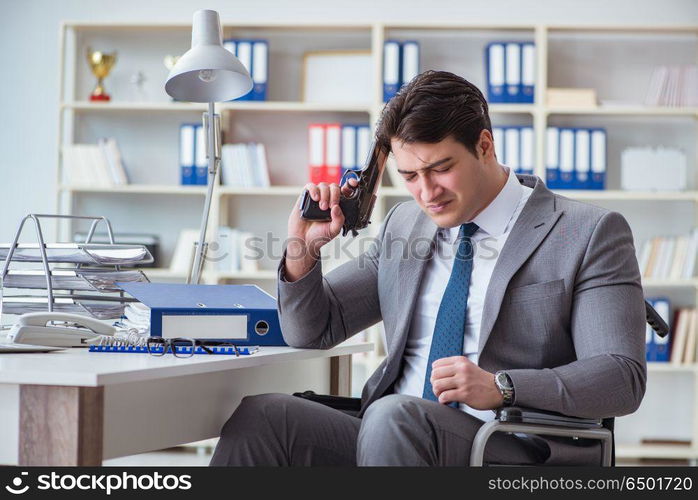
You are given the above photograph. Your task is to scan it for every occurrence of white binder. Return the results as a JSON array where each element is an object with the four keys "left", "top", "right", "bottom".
[
  {"left": 236, "top": 41, "right": 252, "bottom": 74},
  {"left": 401, "top": 41, "right": 420, "bottom": 86},
  {"left": 521, "top": 43, "right": 536, "bottom": 102},
  {"left": 223, "top": 40, "right": 236, "bottom": 56},
  {"left": 342, "top": 125, "right": 357, "bottom": 172},
  {"left": 356, "top": 125, "right": 371, "bottom": 167},
  {"left": 590, "top": 129, "right": 607, "bottom": 190},
  {"left": 504, "top": 127, "right": 520, "bottom": 173},
  {"left": 195, "top": 124, "right": 208, "bottom": 185},
  {"left": 179, "top": 124, "right": 196, "bottom": 185},
  {"left": 308, "top": 125, "right": 325, "bottom": 183},
  {"left": 252, "top": 41, "right": 268, "bottom": 93},
  {"left": 383, "top": 41, "right": 401, "bottom": 101},
  {"left": 545, "top": 127, "right": 560, "bottom": 188},
  {"left": 488, "top": 43, "right": 505, "bottom": 101},
  {"left": 559, "top": 129, "right": 575, "bottom": 187},
  {"left": 520, "top": 127, "right": 534, "bottom": 175},
  {"left": 575, "top": 129, "right": 591, "bottom": 188},
  {"left": 505, "top": 43, "right": 521, "bottom": 101},
  {"left": 325, "top": 124, "right": 342, "bottom": 183}
]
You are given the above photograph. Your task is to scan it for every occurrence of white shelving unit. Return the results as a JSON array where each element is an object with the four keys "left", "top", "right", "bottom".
[{"left": 57, "top": 20, "right": 698, "bottom": 461}]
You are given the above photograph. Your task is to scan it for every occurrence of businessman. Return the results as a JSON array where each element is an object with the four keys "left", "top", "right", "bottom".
[{"left": 210, "top": 70, "right": 646, "bottom": 466}]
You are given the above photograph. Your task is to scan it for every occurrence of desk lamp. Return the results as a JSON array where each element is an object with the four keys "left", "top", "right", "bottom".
[{"left": 165, "top": 9, "right": 253, "bottom": 284}]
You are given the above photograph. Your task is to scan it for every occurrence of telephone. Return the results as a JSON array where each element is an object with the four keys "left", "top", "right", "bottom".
[{"left": 7, "top": 312, "right": 116, "bottom": 348}]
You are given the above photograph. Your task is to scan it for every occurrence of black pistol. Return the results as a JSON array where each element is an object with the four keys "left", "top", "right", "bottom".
[
  {"left": 300, "top": 142, "right": 389, "bottom": 237},
  {"left": 645, "top": 300, "right": 669, "bottom": 338}
]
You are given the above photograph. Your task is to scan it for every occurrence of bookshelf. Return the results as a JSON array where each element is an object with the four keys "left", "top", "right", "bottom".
[
  {"left": 57, "top": 21, "right": 698, "bottom": 461},
  {"left": 63, "top": 101, "right": 374, "bottom": 113}
]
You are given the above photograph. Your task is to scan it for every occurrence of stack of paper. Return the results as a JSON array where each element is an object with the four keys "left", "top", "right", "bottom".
[
  {"left": 644, "top": 65, "right": 698, "bottom": 107},
  {"left": 0, "top": 244, "right": 153, "bottom": 266},
  {"left": 1, "top": 297, "right": 126, "bottom": 320},
  {"left": 83, "top": 245, "right": 153, "bottom": 266},
  {"left": 220, "top": 143, "right": 271, "bottom": 188},
  {"left": 62, "top": 139, "right": 129, "bottom": 187},
  {"left": 2, "top": 269, "right": 148, "bottom": 292},
  {"left": 79, "top": 269, "right": 149, "bottom": 292},
  {"left": 119, "top": 302, "right": 151, "bottom": 334}
]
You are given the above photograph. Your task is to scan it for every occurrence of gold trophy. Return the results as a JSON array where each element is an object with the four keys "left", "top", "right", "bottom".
[{"left": 87, "top": 48, "right": 117, "bottom": 101}]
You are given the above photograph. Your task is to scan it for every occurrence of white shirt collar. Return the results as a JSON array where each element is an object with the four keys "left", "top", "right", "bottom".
[{"left": 443, "top": 167, "right": 523, "bottom": 243}]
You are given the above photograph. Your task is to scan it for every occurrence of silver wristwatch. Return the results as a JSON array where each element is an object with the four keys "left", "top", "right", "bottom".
[{"left": 494, "top": 371, "right": 515, "bottom": 406}]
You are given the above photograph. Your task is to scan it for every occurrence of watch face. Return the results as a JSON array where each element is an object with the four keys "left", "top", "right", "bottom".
[{"left": 496, "top": 372, "right": 513, "bottom": 390}]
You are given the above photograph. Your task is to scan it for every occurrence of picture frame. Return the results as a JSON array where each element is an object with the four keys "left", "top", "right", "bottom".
[{"left": 301, "top": 50, "right": 373, "bottom": 105}]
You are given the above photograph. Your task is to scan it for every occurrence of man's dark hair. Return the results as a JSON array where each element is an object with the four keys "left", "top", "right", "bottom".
[{"left": 375, "top": 70, "right": 492, "bottom": 158}]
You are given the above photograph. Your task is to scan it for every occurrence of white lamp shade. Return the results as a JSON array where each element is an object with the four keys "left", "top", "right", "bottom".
[{"left": 165, "top": 10, "right": 253, "bottom": 102}]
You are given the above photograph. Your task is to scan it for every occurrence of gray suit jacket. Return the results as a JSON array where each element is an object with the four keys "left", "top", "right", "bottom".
[{"left": 277, "top": 174, "right": 647, "bottom": 464}]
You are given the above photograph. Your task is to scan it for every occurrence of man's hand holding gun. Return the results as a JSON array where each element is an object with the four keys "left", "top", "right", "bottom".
[{"left": 285, "top": 143, "right": 388, "bottom": 282}]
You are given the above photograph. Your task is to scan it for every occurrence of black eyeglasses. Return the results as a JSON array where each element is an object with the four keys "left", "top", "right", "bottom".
[{"left": 146, "top": 337, "right": 243, "bottom": 358}]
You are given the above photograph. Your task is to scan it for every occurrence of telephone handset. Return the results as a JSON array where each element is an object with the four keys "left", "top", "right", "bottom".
[{"left": 8, "top": 312, "right": 116, "bottom": 348}]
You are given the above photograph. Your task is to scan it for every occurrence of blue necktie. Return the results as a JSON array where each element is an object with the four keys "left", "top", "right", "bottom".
[{"left": 422, "top": 222, "right": 479, "bottom": 407}]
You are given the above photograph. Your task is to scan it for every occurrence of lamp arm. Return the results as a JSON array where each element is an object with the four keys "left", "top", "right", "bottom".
[{"left": 189, "top": 101, "right": 220, "bottom": 284}]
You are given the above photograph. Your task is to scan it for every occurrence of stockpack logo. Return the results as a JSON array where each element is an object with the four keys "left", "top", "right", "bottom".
[
  {"left": 4, "top": 471, "right": 192, "bottom": 496},
  {"left": 5, "top": 472, "right": 29, "bottom": 495}
]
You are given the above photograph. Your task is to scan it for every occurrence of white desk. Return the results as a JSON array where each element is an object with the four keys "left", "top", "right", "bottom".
[{"left": 0, "top": 341, "right": 372, "bottom": 465}]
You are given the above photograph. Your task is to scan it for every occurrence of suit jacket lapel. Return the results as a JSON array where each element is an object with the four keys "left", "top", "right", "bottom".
[
  {"left": 390, "top": 211, "right": 438, "bottom": 357},
  {"left": 478, "top": 178, "right": 563, "bottom": 353},
  {"left": 365, "top": 211, "right": 437, "bottom": 407}
]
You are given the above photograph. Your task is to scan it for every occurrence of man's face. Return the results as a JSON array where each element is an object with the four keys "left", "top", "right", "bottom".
[{"left": 391, "top": 134, "right": 490, "bottom": 228}]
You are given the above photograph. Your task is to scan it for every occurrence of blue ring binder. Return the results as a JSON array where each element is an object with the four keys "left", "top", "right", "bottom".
[{"left": 88, "top": 345, "right": 259, "bottom": 355}]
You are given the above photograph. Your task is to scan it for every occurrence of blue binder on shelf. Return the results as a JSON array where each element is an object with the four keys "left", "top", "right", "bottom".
[
  {"left": 230, "top": 39, "right": 254, "bottom": 101},
  {"left": 225, "top": 38, "right": 268, "bottom": 101},
  {"left": 223, "top": 39, "right": 237, "bottom": 57},
  {"left": 519, "top": 126, "right": 534, "bottom": 175},
  {"left": 558, "top": 128, "right": 576, "bottom": 189},
  {"left": 179, "top": 123, "right": 196, "bottom": 185},
  {"left": 521, "top": 42, "right": 535, "bottom": 104},
  {"left": 401, "top": 40, "right": 420, "bottom": 88},
  {"left": 505, "top": 42, "right": 521, "bottom": 103},
  {"left": 194, "top": 124, "right": 208, "bottom": 186},
  {"left": 383, "top": 40, "right": 401, "bottom": 102},
  {"left": 356, "top": 124, "right": 371, "bottom": 169},
  {"left": 545, "top": 127, "right": 560, "bottom": 189},
  {"left": 251, "top": 40, "right": 268, "bottom": 101},
  {"left": 574, "top": 128, "right": 591, "bottom": 190},
  {"left": 117, "top": 282, "right": 287, "bottom": 347},
  {"left": 645, "top": 297, "right": 671, "bottom": 362},
  {"left": 504, "top": 127, "right": 520, "bottom": 174},
  {"left": 486, "top": 42, "right": 506, "bottom": 103},
  {"left": 486, "top": 42, "right": 535, "bottom": 104},
  {"left": 590, "top": 128, "right": 607, "bottom": 190}
]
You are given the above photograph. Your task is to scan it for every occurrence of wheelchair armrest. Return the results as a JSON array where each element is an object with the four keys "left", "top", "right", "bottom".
[
  {"left": 496, "top": 406, "right": 604, "bottom": 429},
  {"left": 292, "top": 390, "right": 362, "bottom": 414}
]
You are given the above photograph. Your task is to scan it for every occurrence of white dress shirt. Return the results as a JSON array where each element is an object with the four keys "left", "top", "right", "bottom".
[{"left": 393, "top": 167, "right": 534, "bottom": 422}]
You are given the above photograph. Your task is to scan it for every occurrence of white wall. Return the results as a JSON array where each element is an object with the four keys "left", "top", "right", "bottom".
[{"left": 0, "top": 0, "right": 696, "bottom": 240}]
